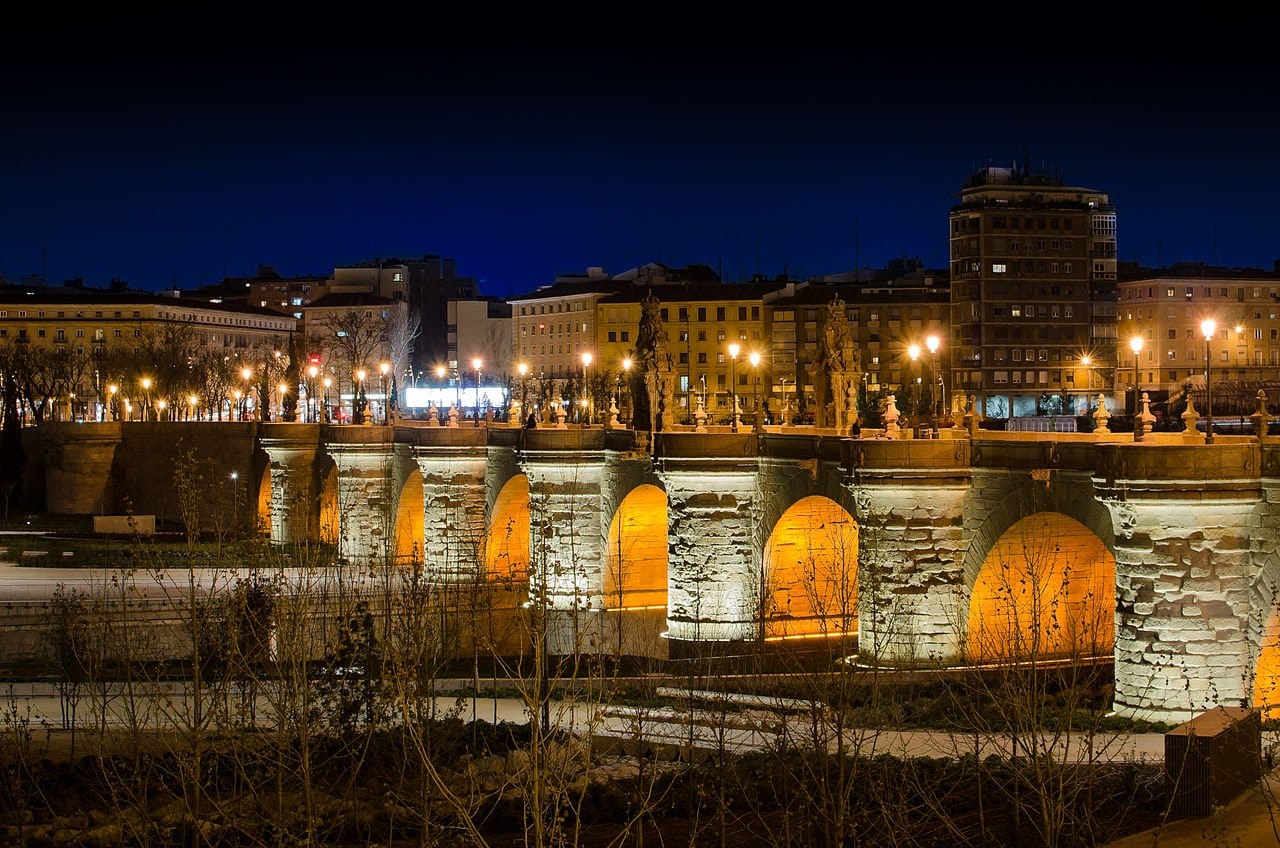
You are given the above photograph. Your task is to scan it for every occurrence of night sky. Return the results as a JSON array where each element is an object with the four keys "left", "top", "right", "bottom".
[{"left": 4, "top": 16, "right": 1277, "bottom": 299}]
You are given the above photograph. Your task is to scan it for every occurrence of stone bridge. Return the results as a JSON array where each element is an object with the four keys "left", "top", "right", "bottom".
[{"left": 30, "top": 420, "right": 1280, "bottom": 723}]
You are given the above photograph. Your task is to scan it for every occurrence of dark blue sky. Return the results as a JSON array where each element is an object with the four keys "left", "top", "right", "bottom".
[{"left": 4, "top": 15, "right": 1277, "bottom": 298}]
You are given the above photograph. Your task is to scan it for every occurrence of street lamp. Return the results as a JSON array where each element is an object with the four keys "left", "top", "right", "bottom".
[
  {"left": 1202, "top": 318, "right": 1217, "bottom": 444},
  {"left": 907, "top": 344, "right": 921, "bottom": 432},
  {"left": 580, "top": 351, "right": 592, "bottom": 425},
  {"left": 240, "top": 368, "right": 253, "bottom": 420},
  {"left": 107, "top": 384, "right": 118, "bottom": 421},
  {"left": 188, "top": 394, "right": 199, "bottom": 422},
  {"left": 621, "top": 357, "right": 632, "bottom": 425},
  {"left": 1129, "top": 336, "right": 1144, "bottom": 417},
  {"left": 472, "top": 357, "right": 484, "bottom": 426},
  {"left": 308, "top": 365, "right": 319, "bottom": 422},
  {"left": 278, "top": 383, "right": 288, "bottom": 421},
  {"left": 748, "top": 351, "right": 761, "bottom": 427},
  {"left": 1081, "top": 354, "right": 1093, "bottom": 413},
  {"left": 728, "top": 342, "right": 740, "bottom": 431},
  {"left": 233, "top": 389, "right": 243, "bottom": 421},
  {"left": 355, "top": 369, "right": 367, "bottom": 424},
  {"left": 926, "top": 334, "right": 941, "bottom": 430},
  {"left": 230, "top": 472, "right": 239, "bottom": 529},
  {"left": 379, "top": 361, "right": 390, "bottom": 424},
  {"left": 140, "top": 377, "right": 152, "bottom": 422},
  {"left": 517, "top": 361, "right": 529, "bottom": 423},
  {"left": 156, "top": 398, "right": 167, "bottom": 421},
  {"left": 322, "top": 377, "right": 332, "bottom": 423}
]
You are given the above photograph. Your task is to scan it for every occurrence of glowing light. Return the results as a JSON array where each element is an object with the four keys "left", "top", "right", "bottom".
[
  {"left": 379, "top": 361, "right": 390, "bottom": 376},
  {"left": 748, "top": 351, "right": 761, "bottom": 367},
  {"left": 728, "top": 343, "right": 740, "bottom": 359},
  {"left": 1201, "top": 318, "right": 1217, "bottom": 340},
  {"left": 926, "top": 335, "right": 940, "bottom": 354},
  {"left": 908, "top": 344, "right": 921, "bottom": 361},
  {"left": 1129, "top": 336, "right": 1143, "bottom": 355},
  {"left": 581, "top": 351, "right": 593, "bottom": 367},
  {"left": 517, "top": 362, "right": 528, "bottom": 376}
]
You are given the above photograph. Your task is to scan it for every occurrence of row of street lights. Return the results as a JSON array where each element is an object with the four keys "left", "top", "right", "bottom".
[{"left": 1129, "top": 318, "right": 1221, "bottom": 443}]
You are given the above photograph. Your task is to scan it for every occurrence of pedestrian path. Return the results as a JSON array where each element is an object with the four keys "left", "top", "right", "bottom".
[{"left": 1103, "top": 771, "right": 1280, "bottom": 847}]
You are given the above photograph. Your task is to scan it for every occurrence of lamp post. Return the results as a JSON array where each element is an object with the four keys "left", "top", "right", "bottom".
[
  {"left": 107, "top": 384, "right": 118, "bottom": 421},
  {"left": 240, "top": 368, "right": 253, "bottom": 420},
  {"left": 907, "top": 344, "right": 921, "bottom": 433},
  {"left": 233, "top": 390, "right": 243, "bottom": 422},
  {"left": 1202, "top": 318, "right": 1217, "bottom": 444},
  {"left": 1129, "top": 336, "right": 1144, "bottom": 417},
  {"left": 230, "top": 472, "right": 239, "bottom": 529},
  {"left": 188, "top": 394, "right": 198, "bottom": 422},
  {"left": 308, "top": 365, "right": 319, "bottom": 422},
  {"left": 728, "top": 343, "right": 740, "bottom": 431},
  {"left": 355, "top": 368, "right": 367, "bottom": 424},
  {"left": 472, "top": 357, "right": 484, "bottom": 426},
  {"left": 779, "top": 376, "right": 790, "bottom": 426},
  {"left": 1081, "top": 354, "right": 1093, "bottom": 414},
  {"left": 518, "top": 362, "right": 529, "bottom": 423},
  {"left": 141, "top": 377, "right": 152, "bottom": 422},
  {"left": 156, "top": 399, "right": 167, "bottom": 422},
  {"left": 748, "top": 351, "right": 761, "bottom": 428},
  {"left": 278, "top": 383, "right": 288, "bottom": 421},
  {"left": 379, "top": 361, "right": 390, "bottom": 424},
  {"left": 322, "top": 377, "right": 332, "bottom": 423},
  {"left": 580, "top": 351, "right": 592, "bottom": 425},
  {"left": 621, "top": 356, "right": 632, "bottom": 425},
  {"left": 926, "top": 335, "right": 940, "bottom": 431}
]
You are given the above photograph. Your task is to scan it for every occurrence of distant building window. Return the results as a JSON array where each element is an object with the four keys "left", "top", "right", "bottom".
[{"left": 992, "top": 263, "right": 1006, "bottom": 274}]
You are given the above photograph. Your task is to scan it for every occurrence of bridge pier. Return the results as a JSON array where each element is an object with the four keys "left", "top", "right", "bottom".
[
  {"left": 411, "top": 444, "right": 488, "bottom": 581},
  {"left": 326, "top": 431, "right": 399, "bottom": 567},
  {"left": 521, "top": 435, "right": 609, "bottom": 654},
  {"left": 660, "top": 434, "right": 761, "bottom": 643},
  {"left": 848, "top": 441, "right": 970, "bottom": 665},
  {"left": 43, "top": 422, "right": 123, "bottom": 515},
  {"left": 1096, "top": 444, "right": 1261, "bottom": 722},
  {"left": 259, "top": 424, "right": 322, "bottom": 544}
]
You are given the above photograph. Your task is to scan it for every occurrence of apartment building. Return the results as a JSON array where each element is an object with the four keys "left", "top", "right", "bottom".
[
  {"left": 949, "top": 163, "right": 1117, "bottom": 418},
  {"left": 1118, "top": 264, "right": 1280, "bottom": 418}
]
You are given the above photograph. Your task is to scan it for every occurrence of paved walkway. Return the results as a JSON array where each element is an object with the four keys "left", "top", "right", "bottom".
[{"left": 1104, "top": 772, "right": 1280, "bottom": 847}]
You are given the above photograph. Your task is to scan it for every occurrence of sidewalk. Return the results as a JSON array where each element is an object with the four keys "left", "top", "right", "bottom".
[{"left": 1104, "top": 772, "right": 1280, "bottom": 847}]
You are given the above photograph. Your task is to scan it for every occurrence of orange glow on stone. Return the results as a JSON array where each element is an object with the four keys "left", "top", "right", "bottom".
[
  {"left": 486, "top": 475, "right": 530, "bottom": 581},
  {"left": 1254, "top": 608, "right": 1280, "bottom": 718},
  {"left": 763, "top": 496, "right": 858, "bottom": 639},
  {"left": 393, "top": 469, "right": 425, "bottom": 567},
  {"left": 604, "top": 485, "right": 668, "bottom": 610},
  {"left": 966, "top": 513, "right": 1115, "bottom": 662}
]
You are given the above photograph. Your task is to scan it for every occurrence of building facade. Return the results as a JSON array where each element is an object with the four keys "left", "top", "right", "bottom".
[
  {"left": 949, "top": 164, "right": 1117, "bottom": 418},
  {"left": 1118, "top": 264, "right": 1280, "bottom": 424}
]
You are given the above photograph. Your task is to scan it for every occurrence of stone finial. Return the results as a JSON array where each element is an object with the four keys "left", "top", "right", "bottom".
[
  {"left": 427, "top": 403, "right": 439, "bottom": 426},
  {"left": 606, "top": 396, "right": 620, "bottom": 429},
  {"left": 446, "top": 405, "right": 459, "bottom": 428},
  {"left": 731, "top": 393, "right": 743, "bottom": 431},
  {"left": 963, "top": 394, "right": 982, "bottom": 439},
  {"left": 1252, "top": 389, "right": 1269, "bottom": 439},
  {"left": 508, "top": 401, "right": 521, "bottom": 425},
  {"left": 883, "top": 393, "right": 901, "bottom": 440},
  {"left": 1092, "top": 394, "right": 1111, "bottom": 435},
  {"left": 1135, "top": 392, "right": 1156, "bottom": 441},
  {"left": 552, "top": 396, "right": 567, "bottom": 429},
  {"left": 693, "top": 395, "right": 708, "bottom": 432},
  {"left": 1181, "top": 393, "right": 1202, "bottom": 442}
]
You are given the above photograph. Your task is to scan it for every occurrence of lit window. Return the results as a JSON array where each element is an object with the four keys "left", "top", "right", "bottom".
[{"left": 992, "top": 263, "right": 1007, "bottom": 274}]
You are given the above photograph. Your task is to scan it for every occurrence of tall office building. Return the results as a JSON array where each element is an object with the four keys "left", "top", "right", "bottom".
[{"left": 949, "top": 163, "right": 1117, "bottom": 419}]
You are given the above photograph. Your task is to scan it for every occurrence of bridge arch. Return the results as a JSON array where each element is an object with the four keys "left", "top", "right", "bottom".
[
  {"left": 762, "top": 495, "right": 859, "bottom": 639},
  {"left": 965, "top": 511, "right": 1115, "bottom": 661},
  {"left": 317, "top": 460, "right": 339, "bottom": 545},
  {"left": 962, "top": 472, "right": 1115, "bottom": 590},
  {"left": 486, "top": 473, "right": 530, "bottom": 581},
  {"left": 392, "top": 467, "right": 424, "bottom": 568},
  {"left": 254, "top": 466, "right": 272, "bottom": 536},
  {"left": 603, "top": 484, "right": 668, "bottom": 611}
]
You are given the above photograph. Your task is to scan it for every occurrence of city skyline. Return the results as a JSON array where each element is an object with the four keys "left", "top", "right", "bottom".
[{"left": 5, "top": 16, "right": 1277, "bottom": 297}]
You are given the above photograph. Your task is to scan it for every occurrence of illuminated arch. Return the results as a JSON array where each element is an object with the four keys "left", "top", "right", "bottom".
[
  {"left": 485, "top": 474, "right": 530, "bottom": 581},
  {"left": 603, "top": 485, "right": 668, "bottom": 611},
  {"left": 255, "top": 468, "right": 272, "bottom": 537},
  {"left": 1254, "top": 607, "right": 1280, "bottom": 718},
  {"left": 318, "top": 465, "right": 339, "bottom": 545},
  {"left": 392, "top": 468, "right": 424, "bottom": 568},
  {"left": 966, "top": 512, "right": 1115, "bottom": 662},
  {"left": 762, "top": 496, "right": 858, "bottom": 639}
]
